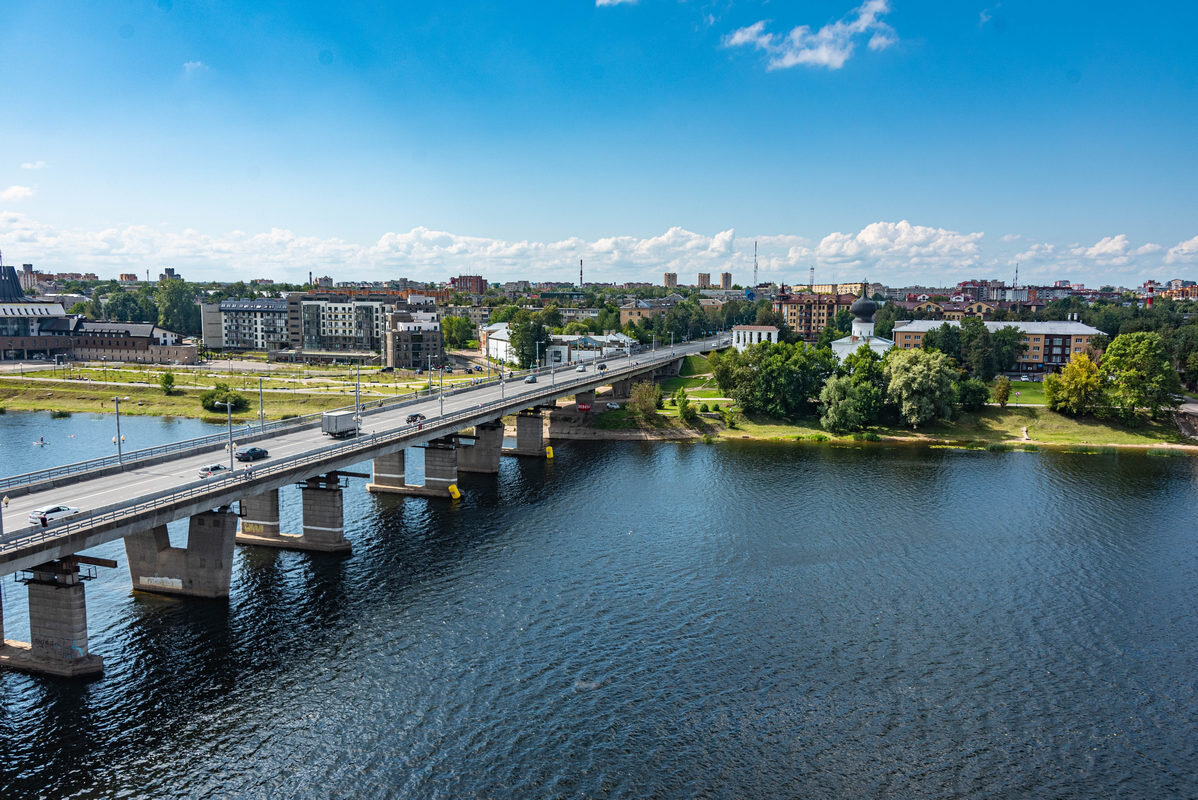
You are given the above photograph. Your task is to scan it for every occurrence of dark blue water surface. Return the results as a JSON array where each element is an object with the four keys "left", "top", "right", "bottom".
[{"left": 1, "top": 412, "right": 1196, "bottom": 799}]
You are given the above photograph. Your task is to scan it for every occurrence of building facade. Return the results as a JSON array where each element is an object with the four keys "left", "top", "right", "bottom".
[
  {"left": 720, "top": 272, "right": 732, "bottom": 290},
  {"left": 772, "top": 293, "right": 857, "bottom": 342},
  {"left": 216, "top": 299, "right": 288, "bottom": 351},
  {"left": 890, "top": 320, "right": 1102, "bottom": 373},
  {"left": 697, "top": 273, "right": 711, "bottom": 289},
  {"left": 731, "top": 325, "right": 779, "bottom": 351},
  {"left": 663, "top": 272, "right": 678, "bottom": 288},
  {"left": 384, "top": 309, "right": 444, "bottom": 370}
]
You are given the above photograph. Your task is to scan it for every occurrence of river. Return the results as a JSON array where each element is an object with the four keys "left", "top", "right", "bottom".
[{"left": 1, "top": 411, "right": 1196, "bottom": 799}]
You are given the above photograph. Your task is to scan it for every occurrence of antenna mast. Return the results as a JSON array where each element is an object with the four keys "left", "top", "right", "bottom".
[
  {"left": 579, "top": 259, "right": 583, "bottom": 289},
  {"left": 809, "top": 265, "right": 815, "bottom": 291},
  {"left": 753, "top": 241, "right": 758, "bottom": 288}
]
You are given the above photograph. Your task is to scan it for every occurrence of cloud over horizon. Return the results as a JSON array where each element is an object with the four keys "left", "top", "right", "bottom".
[{"left": 1, "top": 212, "right": 1190, "bottom": 289}]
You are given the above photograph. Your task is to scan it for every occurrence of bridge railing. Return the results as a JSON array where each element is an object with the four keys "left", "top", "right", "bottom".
[{"left": 0, "top": 339, "right": 725, "bottom": 549}]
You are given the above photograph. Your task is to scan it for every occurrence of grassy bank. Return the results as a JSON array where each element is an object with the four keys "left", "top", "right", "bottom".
[{"left": 0, "top": 377, "right": 353, "bottom": 421}]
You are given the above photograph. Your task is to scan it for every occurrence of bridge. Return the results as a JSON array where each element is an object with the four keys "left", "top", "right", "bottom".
[{"left": 0, "top": 338, "right": 723, "bottom": 677}]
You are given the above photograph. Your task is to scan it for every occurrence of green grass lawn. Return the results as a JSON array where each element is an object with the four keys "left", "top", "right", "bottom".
[
  {"left": 994, "top": 378, "right": 1047, "bottom": 405},
  {"left": 0, "top": 377, "right": 355, "bottom": 420},
  {"left": 678, "top": 354, "right": 711, "bottom": 377}
]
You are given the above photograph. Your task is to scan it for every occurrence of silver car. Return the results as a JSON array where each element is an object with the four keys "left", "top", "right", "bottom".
[{"left": 28, "top": 505, "right": 81, "bottom": 526}]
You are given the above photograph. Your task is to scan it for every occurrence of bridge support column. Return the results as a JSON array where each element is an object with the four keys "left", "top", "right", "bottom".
[
  {"left": 422, "top": 438, "right": 459, "bottom": 496},
  {"left": 458, "top": 422, "right": 503, "bottom": 474},
  {"left": 0, "top": 561, "right": 103, "bottom": 678},
  {"left": 237, "top": 488, "right": 281, "bottom": 539},
  {"left": 504, "top": 410, "right": 546, "bottom": 457},
  {"left": 366, "top": 450, "right": 406, "bottom": 493},
  {"left": 298, "top": 478, "right": 351, "bottom": 552},
  {"left": 575, "top": 389, "right": 596, "bottom": 408},
  {"left": 611, "top": 378, "right": 633, "bottom": 398},
  {"left": 125, "top": 509, "right": 237, "bottom": 598}
]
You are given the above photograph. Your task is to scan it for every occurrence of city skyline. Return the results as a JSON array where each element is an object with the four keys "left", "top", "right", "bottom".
[{"left": 2, "top": 1, "right": 1196, "bottom": 286}]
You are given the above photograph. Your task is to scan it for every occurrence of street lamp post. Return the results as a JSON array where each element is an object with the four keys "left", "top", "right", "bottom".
[
  {"left": 258, "top": 376, "right": 265, "bottom": 430},
  {"left": 438, "top": 366, "right": 444, "bottom": 416},
  {"left": 535, "top": 341, "right": 541, "bottom": 373},
  {"left": 215, "top": 400, "right": 235, "bottom": 471},
  {"left": 354, "top": 363, "right": 361, "bottom": 432},
  {"left": 112, "top": 395, "right": 130, "bottom": 464}
]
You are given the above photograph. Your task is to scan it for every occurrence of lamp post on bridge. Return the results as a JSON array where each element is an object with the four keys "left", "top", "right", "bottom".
[
  {"left": 112, "top": 395, "right": 130, "bottom": 464},
  {"left": 215, "top": 400, "right": 235, "bottom": 472},
  {"left": 258, "top": 376, "right": 265, "bottom": 430}
]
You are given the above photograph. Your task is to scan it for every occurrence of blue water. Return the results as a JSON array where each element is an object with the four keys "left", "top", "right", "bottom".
[{"left": 1, "top": 412, "right": 1196, "bottom": 799}]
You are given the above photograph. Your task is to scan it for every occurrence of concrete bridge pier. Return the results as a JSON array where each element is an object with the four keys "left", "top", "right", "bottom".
[
  {"left": 125, "top": 509, "right": 238, "bottom": 598},
  {"left": 366, "top": 450, "right": 406, "bottom": 493},
  {"left": 0, "top": 560, "right": 104, "bottom": 678},
  {"left": 611, "top": 378, "right": 633, "bottom": 398},
  {"left": 574, "top": 390, "right": 596, "bottom": 408},
  {"left": 458, "top": 421, "right": 503, "bottom": 474},
  {"left": 420, "top": 437, "right": 459, "bottom": 496},
  {"left": 298, "top": 476, "right": 352, "bottom": 552},
  {"left": 504, "top": 410, "right": 547, "bottom": 457}
]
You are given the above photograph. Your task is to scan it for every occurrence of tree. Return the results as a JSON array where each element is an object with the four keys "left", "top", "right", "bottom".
[
  {"left": 711, "top": 341, "right": 837, "bottom": 420},
  {"left": 508, "top": 311, "right": 551, "bottom": 368},
  {"left": 156, "top": 279, "right": 200, "bottom": 335},
  {"left": 1043, "top": 353, "right": 1103, "bottom": 416},
  {"left": 200, "top": 383, "right": 249, "bottom": 413},
  {"left": 628, "top": 381, "right": 659, "bottom": 418},
  {"left": 957, "top": 377, "right": 990, "bottom": 412},
  {"left": 159, "top": 371, "right": 176, "bottom": 395},
  {"left": 958, "top": 316, "right": 996, "bottom": 380},
  {"left": 840, "top": 344, "right": 885, "bottom": 424},
  {"left": 1187, "top": 352, "right": 1198, "bottom": 389},
  {"left": 489, "top": 305, "right": 520, "bottom": 324},
  {"left": 1099, "top": 332, "right": 1182, "bottom": 421},
  {"left": 882, "top": 348, "right": 957, "bottom": 428},
  {"left": 441, "top": 315, "right": 474, "bottom": 349},
  {"left": 920, "top": 322, "right": 962, "bottom": 364},
  {"left": 991, "top": 326, "right": 1026, "bottom": 373},
  {"left": 819, "top": 375, "right": 868, "bottom": 434},
  {"left": 992, "top": 375, "right": 1011, "bottom": 408}
]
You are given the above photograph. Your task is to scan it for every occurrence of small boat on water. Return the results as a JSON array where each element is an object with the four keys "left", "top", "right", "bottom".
[{"left": 33, "top": 436, "right": 48, "bottom": 446}]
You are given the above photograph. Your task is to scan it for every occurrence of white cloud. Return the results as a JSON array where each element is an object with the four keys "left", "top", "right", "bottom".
[
  {"left": 20, "top": 161, "right": 47, "bottom": 170},
  {"left": 183, "top": 60, "right": 209, "bottom": 75},
  {"left": 595, "top": 0, "right": 636, "bottom": 6},
  {"left": 1000, "top": 233, "right": 1022, "bottom": 242},
  {"left": 723, "top": 0, "right": 896, "bottom": 71},
  {"left": 1, "top": 185, "right": 35, "bottom": 202},
  {"left": 1165, "top": 235, "right": 1198, "bottom": 265},
  {"left": 1, "top": 211, "right": 1192, "bottom": 287}
]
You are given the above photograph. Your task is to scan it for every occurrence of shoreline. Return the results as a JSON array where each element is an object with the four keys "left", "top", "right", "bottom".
[{"left": 5, "top": 397, "right": 1195, "bottom": 457}]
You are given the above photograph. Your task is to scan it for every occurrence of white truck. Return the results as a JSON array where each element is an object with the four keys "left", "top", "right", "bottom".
[{"left": 321, "top": 410, "right": 358, "bottom": 439}]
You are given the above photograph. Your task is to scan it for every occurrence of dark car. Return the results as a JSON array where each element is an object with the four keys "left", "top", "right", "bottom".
[
  {"left": 235, "top": 446, "right": 269, "bottom": 462},
  {"left": 597, "top": 363, "right": 607, "bottom": 372},
  {"left": 406, "top": 413, "right": 426, "bottom": 424},
  {"left": 380, "top": 366, "right": 394, "bottom": 373}
]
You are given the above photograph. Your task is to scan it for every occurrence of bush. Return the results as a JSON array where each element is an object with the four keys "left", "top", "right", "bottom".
[
  {"left": 699, "top": 403, "right": 710, "bottom": 413},
  {"left": 992, "top": 375, "right": 1011, "bottom": 408},
  {"left": 50, "top": 410, "right": 72, "bottom": 418},
  {"left": 720, "top": 406, "right": 739, "bottom": 428},
  {"left": 160, "top": 370, "right": 176, "bottom": 395},
  {"left": 199, "top": 383, "right": 249, "bottom": 414},
  {"left": 958, "top": 377, "right": 990, "bottom": 412}
]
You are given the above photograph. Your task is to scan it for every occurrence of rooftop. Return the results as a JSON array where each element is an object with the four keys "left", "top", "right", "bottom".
[{"left": 893, "top": 320, "right": 1102, "bottom": 335}]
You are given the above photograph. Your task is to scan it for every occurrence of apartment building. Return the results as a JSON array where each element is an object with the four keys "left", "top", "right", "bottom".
[
  {"left": 384, "top": 309, "right": 444, "bottom": 370},
  {"left": 215, "top": 298, "right": 289, "bottom": 351},
  {"left": 663, "top": 272, "right": 678, "bottom": 288},
  {"left": 771, "top": 293, "right": 857, "bottom": 342},
  {"left": 720, "top": 272, "right": 732, "bottom": 290},
  {"left": 697, "top": 273, "right": 712, "bottom": 289},
  {"left": 890, "top": 320, "right": 1101, "bottom": 373}
]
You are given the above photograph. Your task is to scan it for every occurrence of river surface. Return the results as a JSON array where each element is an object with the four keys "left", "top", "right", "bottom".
[{"left": 1, "top": 411, "right": 1196, "bottom": 799}]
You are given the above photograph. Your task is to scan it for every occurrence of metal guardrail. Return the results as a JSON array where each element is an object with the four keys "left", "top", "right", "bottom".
[{"left": 0, "top": 338, "right": 726, "bottom": 554}]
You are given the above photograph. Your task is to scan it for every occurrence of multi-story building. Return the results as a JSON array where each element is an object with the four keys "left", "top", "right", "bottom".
[
  {"left": 720, "top": 272, "right": 732, "bottom": 290},
  {"left": 217, "top": 298, "right": 289, "bottom": 351},
  {"left": 450, "top": 275, "right": 487, "bottom": 295},
  {"left": 285, "top": 291, "right": 412, "bottom": 357},
  {"left": 384, "top": 309, "right": 444, "bottom": 370},
  {"left": 772, "top": 293, "right": 857, "bottom": 342},
  {"left": 0, "top": 266, "right": 194, "bottom": 362},
  {"left": 697, "top": 273, "right": 711, "bottom": 289},
  {"left": 663, "top": 272, "right": 678, "bottom": 288},
  {"left": 890, "top": 320, "right": 1101, "bottom": 373},
  {"left": 444, "top": 305, "right": 496, "bottom": 328},
  {"left": 619, "top": 295, "right": 685, "bottom": 327}
]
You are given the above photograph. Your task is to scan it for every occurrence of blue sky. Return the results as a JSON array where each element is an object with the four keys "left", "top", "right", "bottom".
[{"left": 1, "top": 0, "right": 1196, "bottom": 287}]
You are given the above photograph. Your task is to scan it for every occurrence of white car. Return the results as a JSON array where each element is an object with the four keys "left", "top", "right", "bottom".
[
  {"left": 198, "top": 463, "right": 230, "bottom": 478},
  {"left": 606, "top": 402, "right": 621, "bottom": 410},
  {"left": 28, "top": 505, "right": 81, "bottom": 526}
]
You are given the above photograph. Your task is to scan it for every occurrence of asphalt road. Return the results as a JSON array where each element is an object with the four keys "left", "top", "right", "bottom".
[{"left": 0, "top": 341, "right": 716, "bottom": 540}]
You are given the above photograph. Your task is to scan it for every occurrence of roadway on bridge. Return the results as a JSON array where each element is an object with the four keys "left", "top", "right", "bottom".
[{"left": 0, "top": 342, "right": 713, "bottom": 546}]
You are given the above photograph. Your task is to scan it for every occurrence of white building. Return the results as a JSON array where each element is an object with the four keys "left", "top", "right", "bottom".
[
  {"left": 732, "top": 325, "right": 779, "bottom": 351},
  {"left": 830, "top": 297, "right": 894, "bottom": 362}
]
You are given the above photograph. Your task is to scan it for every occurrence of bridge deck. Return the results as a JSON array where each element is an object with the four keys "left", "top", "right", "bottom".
[{"left": 0, "top": 341, "right": 717, "bottom": 575}]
